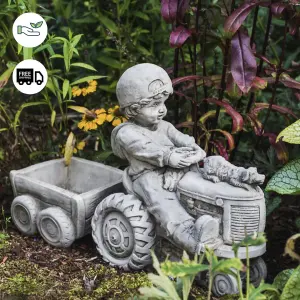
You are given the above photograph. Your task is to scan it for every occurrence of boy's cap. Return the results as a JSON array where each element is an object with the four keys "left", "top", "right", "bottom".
[{"left": 116, "top": 63, "right": 173, "bottom": 108}]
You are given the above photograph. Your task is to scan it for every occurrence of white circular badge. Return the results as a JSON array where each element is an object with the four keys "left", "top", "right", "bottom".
[
  {"left": 12, "top": 13, "right": 48, "bottom": 48},
  {"left": 13, "top": 60, "right": 48, "bottom": 95}
]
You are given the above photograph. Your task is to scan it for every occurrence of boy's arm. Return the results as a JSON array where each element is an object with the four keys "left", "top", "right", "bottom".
[
  {"left": 117, "top": 127, "right": 172, "bottom": 167},
  {"left": 165, "top": 121, "right": 196, "bottom": 147}
]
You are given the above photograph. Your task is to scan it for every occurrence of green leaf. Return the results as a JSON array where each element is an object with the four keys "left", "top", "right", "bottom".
[
  {"left": 161, "top": 260, "right": 208, "bottom": 277},
  {"left": 71, "top": 34, "right": 83, "bottom": 48},
  {"left": 281, "top": 266, "right": 300, "bottom": 299},
  {"left": 97, "top": 56, "right": 121, "bottom": 69},
  {"left": 149, "top": 251, "right": 181, "bottom": 300},
  {"left": 51, "top": 110, "right": 56, "bottom": 127},
  {"left": 71, "top": 75, "right": 106, "bottom": 86},
  {"left": 134, "top": 11, "right": 150, "bottom": 20},
  {"left": 136, "top": 44, "right": 152, "bottom": 56},
  {"left": 95, "top": 151, "right": 113, "bottom": 161},
  {"left": 46, "top": 78, "right": 56, "bottom": 95},
  {"left": 63, "top": 79, "right": 69, "bottom": 99},
  {"left": 50, "top": 54, "right": 64, "bottom": 59},
  {"left": 98, "top": 13, "right": 118, "bottom": 33},
  {"left": 63, "top": 41, "right": 70, "bottom": 72},
  {"left": 30, "top": 22, "right": 36, "bottom": 28},
  {"left": 35, "top": 21, "right": 43, "bottom": 28},
  {"left": 70, "top": 62, "right": 97, "bottom": 72},
  {"left": 33, "top": 44, "right": 50, "bottom": 54},
  {"left": 233, "top": 233, "right": 267, "bottom": 254},
  {"left": 17, "top": 44, "right": 23, "bottom": 55},
  {"left": 266, "top": 159, "right": 300, "bottom": 195},
  {"left": 0, "top": 65, "right": 15, "bottom": 89},
  {"left": 0, "top": 148, "right": 4, "bottom": 160},
  {"left": 273, "top": 269, "right": 295, "bottom": 291},
  {"left": 14, "top": 102, "right": 48, "bottom": 132},
  {"left": 119, "top": 0, "right": 131, "bottom": 16},
  {"left": 248, "top": 282, "right": 279, "bottom": 300},
  {"left": 212, "top": 258, "right": 243, "bottom": 275},
  {"left": 277, "top": 119, "right": 300, "bottom": 144}
]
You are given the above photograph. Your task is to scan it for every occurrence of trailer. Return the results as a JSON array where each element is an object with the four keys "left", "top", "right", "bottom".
[{"left": 10, "top": 157, "right": 124, "bottom": 247}]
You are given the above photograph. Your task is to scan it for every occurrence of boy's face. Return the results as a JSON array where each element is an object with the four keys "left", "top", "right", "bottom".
[{"left": 134, "top": 94, "right": 168, "bottom": 127}]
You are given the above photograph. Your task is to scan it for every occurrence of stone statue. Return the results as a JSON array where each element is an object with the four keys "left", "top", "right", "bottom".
[{"left": 111, "top": 63, "right": 219, "bottom": 254}]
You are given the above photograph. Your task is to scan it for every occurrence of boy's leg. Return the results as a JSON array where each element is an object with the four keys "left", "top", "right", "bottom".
[{"left": 132, "top": 170, "right": 219, "bottom": 253}]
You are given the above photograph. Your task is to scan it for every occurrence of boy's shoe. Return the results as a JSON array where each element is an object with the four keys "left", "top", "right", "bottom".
[
  {"left": 195, "top": 215, "right": 220, "bottom": 243},
  {"left": 171, "top": 215, "right": 220, "bottom": 254}
]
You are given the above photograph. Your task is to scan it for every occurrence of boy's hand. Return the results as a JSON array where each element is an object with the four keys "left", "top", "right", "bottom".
[
  {"left": 168, "top": 152, "right": 193, "bottom": 168},
  {"left": 184, "top": 144, "right": 206, "bottom": 164}
]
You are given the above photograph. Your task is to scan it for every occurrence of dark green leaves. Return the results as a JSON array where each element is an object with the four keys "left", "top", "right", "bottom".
[
  {"left": 266, "top": 159, "right": 300, "bottom": 195},
  {"left": 281, "top": 266, "right": 300, "bottom": 300}
]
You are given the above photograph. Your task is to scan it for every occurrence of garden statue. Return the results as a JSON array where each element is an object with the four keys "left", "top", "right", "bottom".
[
  {"left": 111, "top": 63, "right": 221, "bottom": 254},
  {"left": 9, "top": 63, "right": 268, "bottom": 297}
]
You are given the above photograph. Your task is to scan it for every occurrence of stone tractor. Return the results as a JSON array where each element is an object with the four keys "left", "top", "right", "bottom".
[{"left": 10, "top": 157, "right": 267, "bottom": 297}]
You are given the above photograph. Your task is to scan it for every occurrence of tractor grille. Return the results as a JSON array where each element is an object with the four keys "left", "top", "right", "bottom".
[{"left": 230, "top": 205, "right": 260, "bottom": 242}]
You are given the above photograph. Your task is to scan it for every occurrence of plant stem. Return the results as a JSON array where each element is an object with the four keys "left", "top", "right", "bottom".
[
  {"left": 174, "top": 48, "right": 180, "bottom": 124},
  {"left": 254, "top": 17, "right": 288, "bottom": 151},
  {"left": 237, "top": 271, "right": 244, "bottom": 300},
  {"left": 192, "top": 0, "right": 201, "bottom": 141},
  {"left": 207, "top": 263, "right": 213, "bottom": 300},
  {"left": 246, "top": 245, "right": 250, "bottom": 300},
  {"left": 173, "top": 0, "right": 181, "bottom": 124},
  {"left": 246, "top": 6, "right": 273, "bottom": 113},
  {"left": 208, "top": 0, "right": 235, "bottom": 154}
]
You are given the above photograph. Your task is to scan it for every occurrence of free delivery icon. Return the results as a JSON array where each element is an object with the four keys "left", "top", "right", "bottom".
[
  {"left": 13, "top": 59, "right": 48, "bottom": 95},
  {"left": 16, "top": 69, "right": 44, "bottom": 85}
]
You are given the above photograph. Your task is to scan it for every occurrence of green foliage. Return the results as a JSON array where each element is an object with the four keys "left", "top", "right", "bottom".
[
  {"left": 266, "top": 159, "right": 300, "bottom": 195},
  {"left": 0, "top": 232, "right": 9, "bottom": 250},
  {"left": 277, "top": 119, "right": 300, "bottom": 144},
  {"left": 273, "top": 269, "right": 295, "bottom": 291},
  {"left": 139, "top": 237, "right": 280, "bottom": 300},
  {"left": 280, "top": 266, "right": 300, "bottom": 300}
]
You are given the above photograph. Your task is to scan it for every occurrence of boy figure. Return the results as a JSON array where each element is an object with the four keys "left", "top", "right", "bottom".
[{"left": 111, "top": 63, "right": 219, "bottom": 254}]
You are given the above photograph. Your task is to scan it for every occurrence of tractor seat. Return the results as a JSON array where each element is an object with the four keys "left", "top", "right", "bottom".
[{"left": 177, "top": 170, "right": 263, "bottom": 201}]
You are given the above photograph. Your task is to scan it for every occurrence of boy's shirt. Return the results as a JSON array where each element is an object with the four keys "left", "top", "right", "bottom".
[{"left": 111, "top": 120, "right": 195, "bottom": 180}]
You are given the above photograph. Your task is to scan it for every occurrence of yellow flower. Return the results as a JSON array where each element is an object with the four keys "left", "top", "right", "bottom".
[
  {"left": 72, "top": 80, "right": 98, "bottom": 97},
  {"left": 61, "top": 140, "right": 86, "bottom": 154},
  {"left": 89, "top": 80, "right": 97, "bottom": 87},
  {"left": 106, "top": 105, "right": 127, "bottom": 127},
  {"left": 78, "top": 108, "right": 107, "bottom": 131},
  {"left": 72, "top": 86, "right": 82, "bottom": 97}
]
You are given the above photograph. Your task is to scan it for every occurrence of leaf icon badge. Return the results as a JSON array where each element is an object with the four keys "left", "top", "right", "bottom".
[{"left": 30, "top": 21, "right": 43, "bottom": 28}]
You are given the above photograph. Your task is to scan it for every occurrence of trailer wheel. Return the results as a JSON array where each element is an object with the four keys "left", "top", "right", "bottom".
[
  {"left": 37, "top": 207, "right": 75, "bottom": 248},
  {"left": 92, "top": 193, "right": 156, "bottom": 271},
  {"left": 11, "top": 195, "right": 39, "bottom": 235}
]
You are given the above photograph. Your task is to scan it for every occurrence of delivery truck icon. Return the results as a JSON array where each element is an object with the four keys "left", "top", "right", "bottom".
[{"left": 16, "top": 68, "right": 44, "bottom": 85}]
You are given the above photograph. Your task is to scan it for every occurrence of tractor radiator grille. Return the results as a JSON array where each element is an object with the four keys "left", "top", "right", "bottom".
[{"left": 230, "top": 205, "right": 260, "bottom": 242}]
